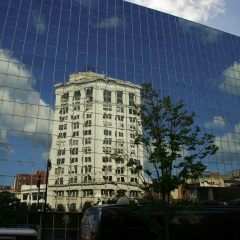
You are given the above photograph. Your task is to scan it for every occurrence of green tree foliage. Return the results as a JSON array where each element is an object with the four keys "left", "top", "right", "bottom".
[
  {"left": 0, "top": 190, "right": 28, "bottom": 227},
  {"left": 113, "top": 84, "right": 218, "bottom": 240}
]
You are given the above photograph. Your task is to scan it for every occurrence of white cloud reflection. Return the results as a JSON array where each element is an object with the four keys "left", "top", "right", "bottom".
[
  {"left": 205, "top": 116, "right": 225, "bottom": 129},
  {"left": 126, "top": 0, "right": 226, "bottom": 23},
  {"left": 0, "top": 49, "right": 54, "bottom": 152},
  {"left": 220, "top": 62, "right": 240, "bottom": 96}
]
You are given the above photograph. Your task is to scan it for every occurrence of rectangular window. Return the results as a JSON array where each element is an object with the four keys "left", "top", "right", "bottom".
[
  {"left": 129, "top": 117, "right": 136, "bottom": 122},
  {"left": 83, "top": 189, "right": 93, "bottom": 197},
  {"left": 84, "top": 130, "right": 91, "bottom": 135},
  {"left": 103, "top": 176, "right": 112, "bottom": 181},
  {"left": 117, "top": 107, "right": 124, "bottom": 113},
  {"left": 86, "top": 114, "right": 92, "bottom": 118},
  {"left": 74, "top": 90, "right": 81, "bottom": 98},
  {"left": 69, "top": 139, "right": 78, "bottom": 145},
  {"left": 72, "top": 131, "right": 79, "bottom": 137},
  {"left": 103, "top": 147, "right": 111, "bottom": 153},
  {"left": 74, "top": 105, "right": 80, "bottom": 110},
  {"left": 70, "top": 157, "right": 78, "bottom": 163},
  {"left": 130, "top": 178, "right": 138, "bottom": 183},
  {"left": 84, "top": 146, "right": 91, "bottom": 154},
  {"left": 130, "top": 191, "right": 140, "bottom": 197},
  {"left": 117, "top": 177, "right": 125, "bottom": 182},
  {"left": 102, "top": 156, "right": 111, "bottom": 162},
  {"left": 59, "top": 178, "right": 63, "bottom": 184},
  {"left": 73, "top": 122, "right": 79, "bottom": 129},
  {"left": 85, "top": 165, "right": 92, "bottom": 173},
  {"left": 116, "top": 167, "right": 124, "bottom": 174},
  {"left": 116, "top": 158, "right": 124, "bottom": 164},
  {"left": 61, "top": 93, "right": 69, "bottom": 105},
  {"left": 69, "top": 177, "right": 77, "bottom": 183},
  {"left": 119, "top": 132, "right": 123, "bottom": 137},
  {"left": 59, "top": 107, "right": 68, "bottom": 114},
  {"left": 72, "top": 115, "right": 80, "bottom": 120},
  {"left": 57, "top": 158, "right": 65, "bottom": 165},
  {"left": 116, "top": 91, "right": 123, "bottom": 104},
  {"left": 57, "top": 149, "right": 65, "bottom": 155},
  {"left": 85, "top": 120, "right": 92, "bottom": 127},
  {"left": 85, "top": 157, "right": 91, "bottom": 162},
  {"left": 103, "top": 105, "right": 112, "bottom": 111},
  {"left": 86, "top": 87, "right": 93, "bottom": 95},
  {"left": 129, "top": 109, "right": 137, "bottom": 115},
  {"left": 102, "top": 165, "right": 112, "bottom": 172},
  {"left": 68, "top": 190, "right": 79, "bottom": 197},
  {"left": 104, "top": 129, "right": 112, "bottom": 135},
  {"left": 55, "top": 167, "right": 64, "bottom": 175},
  {"left": 70, "top": 148, "right": 78, "bottom": 155},
  {"left": 86, "top": 87, "right": 93, "bottom": 102},
  {"left": 130, "top": 133, "right": 135, "bottom": 138},
  {"left": 103, "top": 138, "right": 112, "bottom": 145},
  {"left": 129, "top": 93, "right": 135, "bottom": 106},
  {"left": 56, "top": 191, "right": 64, "bottom": 196},
  {"left": 103, "top": 113, "right": 112, "bottom": 119},
  {"left": 68, "top": 165, "right": 78, "bottom": 174},
  {"left": 116, "top": 115, "right": 124, "bottom": 121},
  {"left": 103, "top": 89, "right": 111, "bottom": 102},
  {"left": 85, "top": 138, "right": 91, "bottom": 144},
  {"left": 58, "top": 132, "right": 67, "bottom": 138},
  {"left": 83, "top": 175, "right": 92, "bottom": 181}
]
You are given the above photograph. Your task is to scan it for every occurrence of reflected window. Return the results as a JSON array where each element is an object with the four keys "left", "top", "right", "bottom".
[
  {"left": 86, "top": 87, "right": 93, "bottom": 102},
  {"left": 103, "top": 89, "right": 111, "bottom": 102},
  {"left": 116, "top": 91, "right": 123, "bottom": 104},
  {"left": 129, "top": 93, "right": 135, "bottom": 106}
]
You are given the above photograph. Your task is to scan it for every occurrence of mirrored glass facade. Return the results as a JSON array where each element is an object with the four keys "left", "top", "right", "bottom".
[{"left": 1, "top": 0, "right": 240, "bottom": 209}]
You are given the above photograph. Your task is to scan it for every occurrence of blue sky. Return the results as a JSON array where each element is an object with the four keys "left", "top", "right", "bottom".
[{"left": 127, "top": 0, "right": 240, "bottom": 37}]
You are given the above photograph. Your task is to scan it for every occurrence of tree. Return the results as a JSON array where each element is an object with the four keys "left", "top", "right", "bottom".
[
  {"left": 112, "top": 83, "right": 218, "bottom": 240},
  {"left": 0, "top": 190, "right": 27, "bottom": 227}
]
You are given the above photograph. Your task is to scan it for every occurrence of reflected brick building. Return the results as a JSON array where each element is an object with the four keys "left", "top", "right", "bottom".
[{"left": 13, "top": 170, "right": 46, "bottom": 192}]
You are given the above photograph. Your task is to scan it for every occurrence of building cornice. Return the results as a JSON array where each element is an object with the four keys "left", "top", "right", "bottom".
[{"left": 55, "top": 73, "right": 141, "bottom": 90}]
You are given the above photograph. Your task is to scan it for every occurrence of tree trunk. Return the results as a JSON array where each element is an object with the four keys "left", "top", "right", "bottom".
[{"left": 162, "top": 194, "right": 170, "bottom": 240}]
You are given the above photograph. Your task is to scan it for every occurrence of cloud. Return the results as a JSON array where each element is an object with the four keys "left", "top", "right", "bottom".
[
  {"left": 0, "top": 49, "right": 54, "bottom": 150},
  {"left": 126, "top": 0, "right": 225, "bottom": 23},
  {"left": 30, "top": 12, "right": 47, "bottom": 34},
  {"left": 42, "top": 151, "right": 50, "bottom": 160},
  {"left": 0, "top": 129, "right": 14, "bottom": 155},
  {"left": 98, "top": 16, "right": 124, "bottom": 29},
  {"left": 205, "top": 116, "right": 225, "bottom": 129},
  {"left": 214, "top": 122, "right": 240, "bottom": 162},
  {"left": 219, "top": 62, "right": 240, "bottom": 96}
]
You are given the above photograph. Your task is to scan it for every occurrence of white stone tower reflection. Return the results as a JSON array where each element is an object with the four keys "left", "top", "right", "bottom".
[{"left": 48, "top": 71, "right": 143, "bottom": 211}]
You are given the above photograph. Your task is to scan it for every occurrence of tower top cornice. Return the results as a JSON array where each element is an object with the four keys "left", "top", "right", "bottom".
[{"left": 55, "top": 71, "right": 141, "bottom": 90}]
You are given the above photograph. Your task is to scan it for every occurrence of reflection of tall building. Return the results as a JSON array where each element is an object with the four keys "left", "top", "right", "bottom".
[{"left": 48, "top": 71, "right": 143, "bottom": 210}]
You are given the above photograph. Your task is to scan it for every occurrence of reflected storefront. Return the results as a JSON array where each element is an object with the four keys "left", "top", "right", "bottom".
[{"left": 0, "top": 0, "right": 240, "bottom": 210}]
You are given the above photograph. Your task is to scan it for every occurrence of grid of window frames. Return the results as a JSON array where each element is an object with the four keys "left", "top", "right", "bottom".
[{"left": 0, "top": 0, "right": 240, "bottom": 217}]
